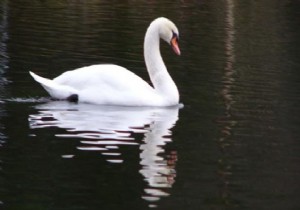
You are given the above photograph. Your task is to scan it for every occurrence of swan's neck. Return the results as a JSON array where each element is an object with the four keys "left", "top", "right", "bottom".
[{"left": 144, "top": 25, "right": 179, "bottom": 104}]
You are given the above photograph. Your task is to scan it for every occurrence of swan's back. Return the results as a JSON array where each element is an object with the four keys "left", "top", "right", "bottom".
[{"left": 54, "top": 64, "right": 148, "bottom": 91}]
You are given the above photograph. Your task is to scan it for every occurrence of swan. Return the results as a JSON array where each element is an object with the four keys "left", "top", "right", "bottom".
[{"left": 29, "top": 17, "right": 181, "bottom": 106}]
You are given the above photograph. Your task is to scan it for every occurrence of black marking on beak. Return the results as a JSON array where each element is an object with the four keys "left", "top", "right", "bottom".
[{"left": 172, "top": 31, "right": 179, "bottom": 44}]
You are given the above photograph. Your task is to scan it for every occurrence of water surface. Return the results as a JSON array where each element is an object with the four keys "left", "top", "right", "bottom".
[{"left": 0, "top": 0, "right": 299, "bottom": 209}]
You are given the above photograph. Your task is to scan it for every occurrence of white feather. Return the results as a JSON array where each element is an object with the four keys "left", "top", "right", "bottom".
[{"left": 29, "top": 17, "right": 180, "bottom": 106}]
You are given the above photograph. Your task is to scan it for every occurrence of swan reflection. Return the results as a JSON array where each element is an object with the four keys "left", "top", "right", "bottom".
[
  {"left": 139, "top": 110, "right": 178, "bottom": 206},
  {"left": 29, "top": 101, "right": 180, "bottom": 207}
]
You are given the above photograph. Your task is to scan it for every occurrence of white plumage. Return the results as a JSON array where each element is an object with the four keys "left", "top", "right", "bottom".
[{"left": 30, "top": 17, "right": 181, "bottom": 106}]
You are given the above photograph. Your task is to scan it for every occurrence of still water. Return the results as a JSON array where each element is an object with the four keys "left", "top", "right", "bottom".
[{"left": 0, "top": 0, "right": 299, "bottom": 209}]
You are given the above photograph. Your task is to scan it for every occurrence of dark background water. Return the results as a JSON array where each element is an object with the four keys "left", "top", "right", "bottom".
[{"left": 0, "top": 0, "right": 299, "bottom": 209}]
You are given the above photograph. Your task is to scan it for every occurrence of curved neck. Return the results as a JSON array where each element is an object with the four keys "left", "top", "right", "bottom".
[{"left": 143, "top": 24, "right": 179, "bottom": 103}]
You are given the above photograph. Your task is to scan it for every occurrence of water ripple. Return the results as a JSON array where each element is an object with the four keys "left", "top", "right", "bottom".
[{"left": 29, "top": 101, "right": 180, "bottom": 207}]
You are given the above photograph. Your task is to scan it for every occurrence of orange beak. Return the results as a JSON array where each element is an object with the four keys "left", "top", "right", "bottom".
[{"left": 171, "top": 37, "right": 181, "bottom": 55}]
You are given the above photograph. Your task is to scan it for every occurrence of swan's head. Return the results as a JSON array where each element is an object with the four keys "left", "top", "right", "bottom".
[{"left": 152, "top": 17, "right": 181, "bottom": 55}]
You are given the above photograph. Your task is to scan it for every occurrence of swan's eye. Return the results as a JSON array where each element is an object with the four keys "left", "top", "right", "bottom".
[{"left": 172, "top": 31, "right": 179, "bottom": 40}]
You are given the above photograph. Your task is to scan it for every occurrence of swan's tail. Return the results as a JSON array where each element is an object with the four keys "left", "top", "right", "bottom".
[{"left": 29, "top": 71, "right": 78, "bottom": 100}]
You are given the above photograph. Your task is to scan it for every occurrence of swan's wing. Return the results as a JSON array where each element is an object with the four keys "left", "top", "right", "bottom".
[
  {"left": 53, "top": 64, "right": 155, "bottom": 93},
  {"left": 29, "top": 71, "right": 78, "bottom": 99},
  {"left": 30, "top": 64, "right": 163, "bottom": 105},
  {"left": 52, "top": 64, "right": 160, "bottom": 105}
]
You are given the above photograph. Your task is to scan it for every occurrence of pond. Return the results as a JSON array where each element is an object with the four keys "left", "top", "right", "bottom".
[{"left": 0, "top": 0, "right": 299, "bottom": 209}]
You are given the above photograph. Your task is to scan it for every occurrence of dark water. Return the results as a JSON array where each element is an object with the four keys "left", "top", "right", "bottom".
[{"left": 0, "top": 0, "right": 299, "bottom": 209}]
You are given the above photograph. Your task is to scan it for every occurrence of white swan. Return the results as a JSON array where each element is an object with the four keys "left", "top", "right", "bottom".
[{"left": 29, "top": 17, "right": 181, "bottom": 106}]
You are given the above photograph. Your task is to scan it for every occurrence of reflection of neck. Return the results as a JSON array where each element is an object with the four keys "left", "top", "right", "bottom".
[
  {"left": 139, "top": 108, "right": 179, "bottom": 206},
  {"left": 140, "top": 125, "right": 171, "bottom": 188},
  {"left": 144, "top": 23, "right": 179, "bottom": 104}
]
